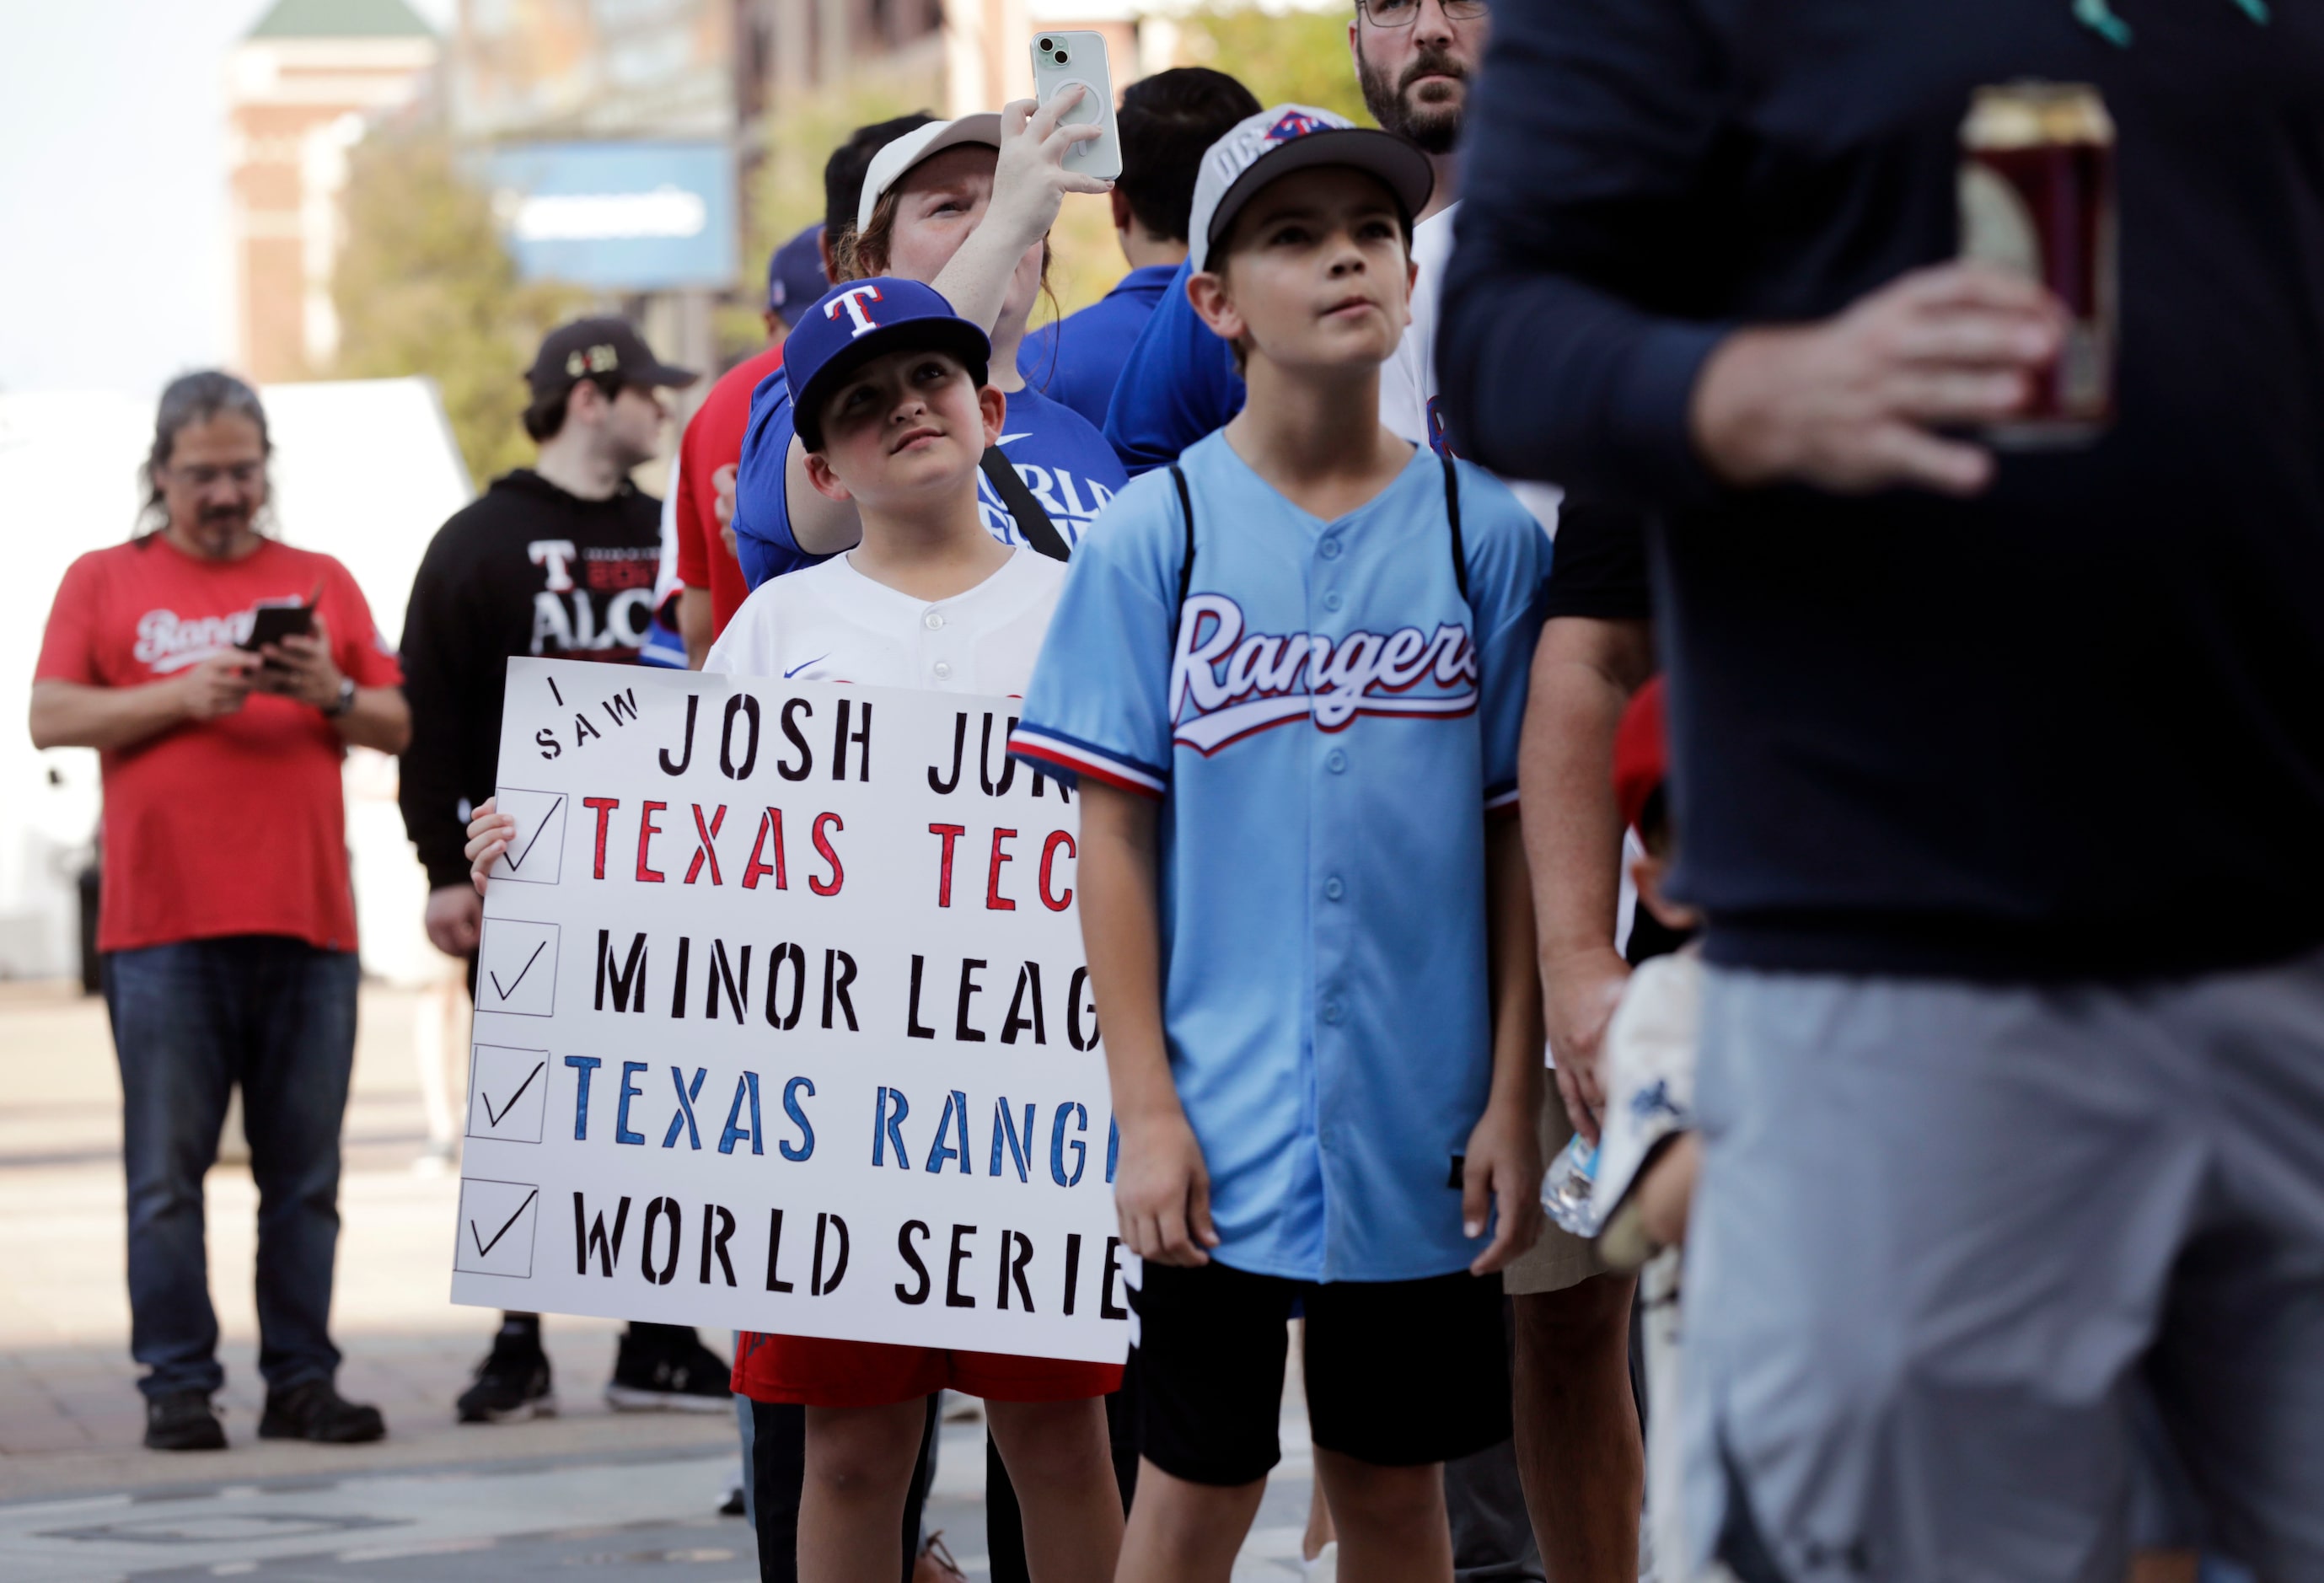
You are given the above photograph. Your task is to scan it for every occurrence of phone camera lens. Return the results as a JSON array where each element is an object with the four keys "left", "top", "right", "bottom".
[
  {"left": 1055, "top": 49, "right": 1068, "bottom": 62},
  {"left": 1038, "top": 35, "right": 1052, "bottom": 50}
]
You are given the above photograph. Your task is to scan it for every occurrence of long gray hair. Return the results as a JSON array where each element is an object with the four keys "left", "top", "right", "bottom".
[{"left": 135, "top": 371, "right": 274, "bottom": 539}]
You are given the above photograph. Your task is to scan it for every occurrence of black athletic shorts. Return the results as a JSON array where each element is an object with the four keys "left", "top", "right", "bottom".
[{"left": 1130, "top": 1258, "right": 1511, "bottom": 1487}]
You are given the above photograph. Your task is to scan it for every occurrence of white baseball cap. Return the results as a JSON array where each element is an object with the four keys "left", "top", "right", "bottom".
[
  {"left": 1185, "top": 104, "right": 1436, "bottom": 273},
  {"left": 856, "top": 113, "right": 1006, "bottom": 232}
]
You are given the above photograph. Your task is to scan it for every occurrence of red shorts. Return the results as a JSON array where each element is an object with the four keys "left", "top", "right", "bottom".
[{"left": 731, "top": 1330, "right": 1122, "bottom": 1409}]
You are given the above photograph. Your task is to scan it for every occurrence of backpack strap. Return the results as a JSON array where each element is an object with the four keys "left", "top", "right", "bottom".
[
  {"left": 1441, "top": 451, "right": 1468, "bottom": 604},
  {"left": 980, "top": 448, "right": 1071, "bottom": 561},
  {"left": 1170, "top": 464, "right": 1196, "bottom": 609}
]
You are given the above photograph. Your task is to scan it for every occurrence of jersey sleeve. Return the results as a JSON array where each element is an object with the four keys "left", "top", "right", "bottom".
[
  {"left": 34, "top": 553, "right": 105, "bottom": 686},
  {"left": 1007, "top": 472, "right": 1183, "bottom": 797},
  {"left": 731, "top": 383, "right": 829, "bottom": 588},
  {"left": 1456, "top": 464, "right": 1553, "bottom": 812},
  {"left": 319, "top": 556, "right": 403, "bottom": 688},
  {"left": 1541, "top": 500, "right": 1653, "bottom": 622},
  {"left": 1100, "top": 263, "right": 1247, "bottom": 476},
  {"left": 674, "top": 411, "right": 713, "bottom": 588}
]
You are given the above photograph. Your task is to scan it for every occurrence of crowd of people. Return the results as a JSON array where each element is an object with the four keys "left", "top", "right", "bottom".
[{"left": 28, "top": 1, "right": 2322, "bottom": 1580}]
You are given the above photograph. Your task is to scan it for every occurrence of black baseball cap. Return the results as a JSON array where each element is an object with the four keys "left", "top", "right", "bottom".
[{"left": 526, "top": 318, "right": 699, "bottom": 397}]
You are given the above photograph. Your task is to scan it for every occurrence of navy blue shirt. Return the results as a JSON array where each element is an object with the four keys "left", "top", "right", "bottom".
[
  {"left": 733, "top": 371, "right": 1128, "bottom": 587},
  {"left": 1018, "top": 263, "right": 1181, "bottom": 432},
  {"left": 1440, "top": 0, "right": 2324, "bottom": 979}
]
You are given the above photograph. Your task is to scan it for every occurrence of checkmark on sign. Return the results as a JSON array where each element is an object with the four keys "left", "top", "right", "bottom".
[
  {"left": 474, "top": 920, "right": 559, "bottom": 1018},
  {"left": 488, "top": 788, "right": 568, "bottom": 886},
  {"left": 453, "top": 1177, "right": 541, "bottom": 1278},
  {"left": 487, "top": 942, "right": 547, "bottom": 1003},
  {"left": 466, "top": 1044, "right": 552, "bottom": 1142},
  {"left": 470, "top": 1188, "right": 539, "bottom": 1258}
]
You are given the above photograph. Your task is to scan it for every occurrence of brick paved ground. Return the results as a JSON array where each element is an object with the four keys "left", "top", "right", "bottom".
[{"left": 0, "top": 979, "right": 1320, "bottom": 1579}]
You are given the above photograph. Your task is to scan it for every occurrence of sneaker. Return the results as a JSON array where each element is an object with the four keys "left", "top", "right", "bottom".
[
  {"left": 257, "top": 1379, "right": 386, "bottom": 1444},
  {"left": 914, "top": 1533, "right": 969, "bottom": 1583},
  {"left": 456, "top": 1333, "right": 556, "bottom": 1424},
  {"left": 604, "top": 1329, "right": 732, "bottom": 1413},
  {"left": 143, "top": 1391, "right": 227, "bottom": 1452}
]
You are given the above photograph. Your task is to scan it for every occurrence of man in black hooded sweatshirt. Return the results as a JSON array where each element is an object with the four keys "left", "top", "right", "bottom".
[{"left": 399, "top": 317, "right": 733, "bottom": 1425}]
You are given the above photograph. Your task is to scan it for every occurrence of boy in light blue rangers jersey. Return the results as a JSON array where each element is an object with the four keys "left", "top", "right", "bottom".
[{"left": 1009, "top": 105, "right": 1549, "bottom": 1581}]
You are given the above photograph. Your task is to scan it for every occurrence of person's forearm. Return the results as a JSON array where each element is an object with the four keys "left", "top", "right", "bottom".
[
  {"left": 679, "top": 588, "right": 712, "bottom": 670},
  {"left": 1073, "top": 784, "right": 1183, "bottom": 1127},
  {"left": 785, "top": 435, "right": 862, "bottom": 556},
  {"left": 1484, "top": 812, "right": 1546, "bottom": 1113},
  {"left": 931, "top": 222, "right": 1037, "bottom": 340},
  {"left": 336, "top": 686, "right": 410, "bottom": 754},
  {"left": 29, "top": 677, "right": 188, "bottom": 753},
  {"left": 1518, "top": 617, "right": 1656, "bottom": 963}
]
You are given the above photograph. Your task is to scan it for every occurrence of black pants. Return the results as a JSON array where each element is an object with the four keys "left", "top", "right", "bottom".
[{"left": 750, "top": 1395, "right": 940, "bottom": 1583}]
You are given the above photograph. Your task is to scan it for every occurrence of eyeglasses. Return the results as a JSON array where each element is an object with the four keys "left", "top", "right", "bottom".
[{"left": 1359, "top": 0, "right": 1486, "bottom": 27}]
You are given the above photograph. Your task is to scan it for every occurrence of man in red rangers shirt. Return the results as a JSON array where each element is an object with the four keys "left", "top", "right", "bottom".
[{"left": 30, "top": 372, "right": 410, "bottom": 1452}]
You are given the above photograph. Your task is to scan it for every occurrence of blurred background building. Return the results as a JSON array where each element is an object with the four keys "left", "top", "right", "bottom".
[{"left": 3, "top": 0, "right": 1364, "bottom": 989}]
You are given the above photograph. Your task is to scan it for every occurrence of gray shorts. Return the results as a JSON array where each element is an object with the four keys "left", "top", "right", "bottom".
[{"left": 1683, "top": 948, "right": 2324, "bottom": 1583}]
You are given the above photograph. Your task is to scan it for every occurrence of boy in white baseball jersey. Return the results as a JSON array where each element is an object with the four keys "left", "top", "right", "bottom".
[
  {"left": 706, "top": 277, "right": 1070, "bottom": 692},
  {"left": 1010, "top": 108, "right": 1551, "bottom": 1580},
  {"left": 471, "top": 280, "right": 1123, "bottom": 1583}
]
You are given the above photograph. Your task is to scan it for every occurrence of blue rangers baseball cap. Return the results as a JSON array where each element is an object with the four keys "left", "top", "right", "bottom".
[
  {"left": 784, "top": 276, "right": 993, "bottom": 451},
  {"left": 765, "top": 224, "right": 829, "bottom": 322},
  {"left": 1185, "top": 104, "right": 1435, "bottom": 273}
]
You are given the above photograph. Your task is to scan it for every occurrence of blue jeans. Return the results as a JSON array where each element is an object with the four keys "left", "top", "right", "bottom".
[{"left": 105, "top": 936, "right": 359, "bottom": 1399}]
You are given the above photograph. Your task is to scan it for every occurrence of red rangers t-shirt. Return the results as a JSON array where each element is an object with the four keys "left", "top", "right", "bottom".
[
  {"left": 35, "top": 535, "right": 403, "bottom": 954},
  {"left": 675, "top": 342, "right": 786, "bottom": 636}
]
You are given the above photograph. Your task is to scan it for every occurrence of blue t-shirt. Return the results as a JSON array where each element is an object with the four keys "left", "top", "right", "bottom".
[
  {"left": 1010, "top": 433, "right": 1550, "bottom": 1282},
  {"left": 1101, "top": 260, "right": 1246, "bottom": 476},
  {"left": 733, "top": 373, "right": 1128, "bottom": 588},
  {"left": 1017, "top": 264, "right": 1181, "bottom": 432}
]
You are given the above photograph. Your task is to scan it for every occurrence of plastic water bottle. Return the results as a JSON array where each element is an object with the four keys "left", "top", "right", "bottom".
[{"left": 1541, "top": 1131, "right": 1602, "bottom": 1237}]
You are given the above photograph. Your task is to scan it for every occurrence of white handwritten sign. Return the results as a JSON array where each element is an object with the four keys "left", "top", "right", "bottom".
[{"left": 449, "top": 659, "right": 1127, "bottom": 1364}]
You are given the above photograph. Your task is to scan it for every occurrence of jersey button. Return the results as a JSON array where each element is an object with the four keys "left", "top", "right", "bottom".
[
  {"left": 1326, "top": 749, "right": 1348, "bottom": 774},
  {"left": 932, "top": 660, "right": 953, "bottom": 679},
  {"left": 1322, "top": 591, "right": 1344, "bottom": 613},
  {"left": 924, "top": 611, "right": 946, "bottom": 631},
  {"left": 1324, "top": 876, "right": 1345, "bottom": 902},
  {"left": 1319, "top": 538, "right": 1343, "bottom": 561},
  {"left": 1321, "top": 998, "right": 1345, "bottom": 1025}
]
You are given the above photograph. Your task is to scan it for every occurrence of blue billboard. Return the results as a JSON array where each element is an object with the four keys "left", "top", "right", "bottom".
[{"left": 481, "top": 141, "right": 736, "bottom": 291}]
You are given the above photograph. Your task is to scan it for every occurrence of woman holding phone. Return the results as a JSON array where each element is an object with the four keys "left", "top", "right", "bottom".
[{"left": 731, "top": 89, "right": 1130, "bottom": 587}]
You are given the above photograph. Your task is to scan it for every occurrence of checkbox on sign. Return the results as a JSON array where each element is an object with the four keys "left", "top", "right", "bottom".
[
  {"left": 488, "top": 788, "right": 567, "bottom": 886},
  {"left": 465, "top": 1044, "right": 550, "bottom": 1144},
  {"left": 475, "top": 919, "right": 560, "bottom": 1018},
  {"left": 454, "top": 1178, "right": 541, "bottom": 1279}
]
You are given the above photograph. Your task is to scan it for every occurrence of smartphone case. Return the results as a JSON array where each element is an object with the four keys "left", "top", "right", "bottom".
[{"left": 1030, "top": 31, "right": 1121, "bottom": 182}]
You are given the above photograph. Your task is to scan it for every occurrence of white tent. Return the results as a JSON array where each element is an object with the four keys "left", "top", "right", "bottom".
[{"left": 1, "top": 377, "right": 472, "bottom": 985}]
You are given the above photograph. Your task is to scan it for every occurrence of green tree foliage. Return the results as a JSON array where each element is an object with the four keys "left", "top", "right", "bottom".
[
  {"left": 332, "top": 134, "right": 590, "bottom": 486},
  {"left": 1174, "top": 5, "right": 1371, "bottom": 126}
]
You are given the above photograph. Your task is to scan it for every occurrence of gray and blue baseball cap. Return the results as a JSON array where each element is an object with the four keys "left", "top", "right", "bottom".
[{"left": 1185, "top": 104, "right": 1434, "bottom": 273}]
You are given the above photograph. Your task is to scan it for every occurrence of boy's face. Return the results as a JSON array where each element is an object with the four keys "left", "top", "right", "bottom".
[
  {"left": 1187, "top": 166, "right": 1415, "bottom": 374},
  {"left": 803, "top": 346, "right": 1004, "bottom": 508}
]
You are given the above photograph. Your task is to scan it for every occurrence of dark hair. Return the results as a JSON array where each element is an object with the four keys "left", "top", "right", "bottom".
[
  {"left": 522, "top": 372, "right": 624, "bottom": 443},
  {"left": 136, "top": 371, "right": 272, "bottom": 538},
  {"left": 823, "top": 111, "right": 940, "bottom": 265},
  {"left": 1117, "top": 68, "right": 1262, "bottom": 243}
]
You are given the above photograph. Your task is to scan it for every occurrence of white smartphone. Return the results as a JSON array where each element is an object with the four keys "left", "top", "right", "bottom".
[{"left": 1030, "top": 30, "right": 1122, "bottom": 182}]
